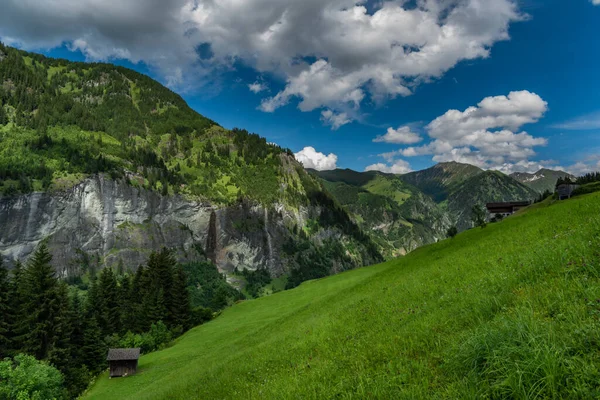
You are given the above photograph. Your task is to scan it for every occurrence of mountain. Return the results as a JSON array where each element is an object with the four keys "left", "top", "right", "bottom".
[
  {"left": 447, "top": 170, "right": 539, "bottom": 230},
  {"left": 0, "top": 44, "right": 382, "bottom": 285},
  {"left": 402, "top": 163, "right": 539, "bottom": 230},
  {"left": 311, "top": 169, "right": 451, "bottom": 259},
  {"left": 84, "top": 192, "right": 600, "bottom": 399},
  {"left": 401, "top": 161, "right": 483, "bottom": 202},
  {"left": 510, "top": 168, "right": 574, "bottom": 194}
]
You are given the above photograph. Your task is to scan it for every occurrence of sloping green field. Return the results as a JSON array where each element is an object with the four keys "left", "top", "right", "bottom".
[{"left": 85, "top": 193, "right": 600, "bottom": 399}]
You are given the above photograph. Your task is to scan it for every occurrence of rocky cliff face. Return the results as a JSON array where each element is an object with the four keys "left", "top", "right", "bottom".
[{"left": 0, "top": 175, "right": 310, "bottom": 277}]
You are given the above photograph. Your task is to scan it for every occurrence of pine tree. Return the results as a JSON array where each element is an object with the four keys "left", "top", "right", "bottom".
[
  {"left": 47, "top": 282, "right": 74, "bottom": 377},
  {"left": 7, "top": 261, "right": 23, "bottom": 354},
  {"left": 81, "top": 317, "right": 106, "bottom": 374},
  {"left": 169, "top": 266, "right": 191, "bottom": 329},
  {"left": 0, "top": 258, "right": 12, "bottom": 357},
  {"left": 119, "top": 274, "right": 135, "bottom": 333},
  {"left": 16, "top": 243, "right": 64, "bottom": 360},
  {"left": 97, "top": 267, "right": 121, "bottom": 336},
  {"left": 131, "top": 266, "right": 147, "bottom": 333}
]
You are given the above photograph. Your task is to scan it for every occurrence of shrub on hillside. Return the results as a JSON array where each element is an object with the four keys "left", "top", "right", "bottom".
[
  {"left": 0, "top": 354, "right": 65, "bottom": 400},
  {"left": 446, "top": 226, "right": 458, "bottom": 238}
]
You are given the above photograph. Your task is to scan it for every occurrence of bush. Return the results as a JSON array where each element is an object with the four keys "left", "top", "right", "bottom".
[
  {"left": 0, "top": 354, "right": 65, "bottom": 400},
  {"left": 446, "top": 226, "right": 458, "bottom": 238},
  {"left": 118, "top": 321, "right": 173, "bottom": 353}
]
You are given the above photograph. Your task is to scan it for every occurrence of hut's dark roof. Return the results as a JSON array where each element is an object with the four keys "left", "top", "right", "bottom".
[
  {"left": 486, "top": 201, "right": 531, "bottom": 208},
  {"left": 107, "top": 348, "right": 141, "bottom": 361}
]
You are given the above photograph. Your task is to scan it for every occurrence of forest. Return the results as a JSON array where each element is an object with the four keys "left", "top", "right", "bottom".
[{"left": 0, "top": 245, "right": 242, "bottom": 399}]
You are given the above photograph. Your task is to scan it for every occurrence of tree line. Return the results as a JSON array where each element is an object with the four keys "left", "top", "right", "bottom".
[{"left": 0, "top": 245, "right": 202, "bottom": 399}]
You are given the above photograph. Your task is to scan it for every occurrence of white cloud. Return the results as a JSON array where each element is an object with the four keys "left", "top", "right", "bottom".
[
  {"left": 393, "top": 91, "right": 549, "bottom": 171},
  {"left": 365, "top": 159, "right": 412, "bottom": 174},
  {"left": 426, "top": 91, "right": 548, "bottom": 141},
  {"left": 0, "top": 0, "right": 525, "bottom": 126},
  {"left": 295, "top": 146, "right": 338, "bottom": 171},
  {"left": 593, "top": 0, "right": 600, "bottom": 5},
  {"left": 374, "top": 126, "right": 422, "bottom": 144},
  {"left": 320, "top": 109, "right": 352, "bottom": 130},
  {"left": 248, "top": 82, "right": 268, "bottom": 94},
  {"left": 552, "top": 111, "right": 600, "bottom": 130}
]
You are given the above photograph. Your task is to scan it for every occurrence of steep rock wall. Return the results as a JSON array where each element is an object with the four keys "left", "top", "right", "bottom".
[{"left": 0, "top": 175, "right": 304, "bottom": 277}]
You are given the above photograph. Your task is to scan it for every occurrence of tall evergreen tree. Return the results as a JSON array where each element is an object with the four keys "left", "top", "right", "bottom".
[
  {"left": 16, "top": 243, "right": 65, "bottom": 360},
  {"left": 0, "top": 258, "right": 11, "bottom": 357},
  {"left": 131, "top": 266, "right": 147, "bottom": 333},
  {"left": 119, "top": 274, "right": 135, "bottom": 333},
  {"left": 7, "top": 261, "right": 23, "bottom": 354},
  {"left": 47, "top": 282, "right": 74, "bottom": 377},
  {"left": 170, "top": 266, "right": 191, "bottom": 330},
  {"left": 81, "top": 317, "right": 106, "bottom": 375},
  {"left": 97, "top": 267, "right": 121, "bottom": 336}
]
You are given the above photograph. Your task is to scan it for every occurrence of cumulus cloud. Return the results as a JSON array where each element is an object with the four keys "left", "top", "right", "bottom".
[
  {"left": 397, "top": 91, "right": 548, "bottom": 170},
  {"left": 374, "top": 126, "right": 422, "bottom": 144},
  {"left": 374, "top": 91, "right": 550, "bottom": 173},
  {"left": 0, "top": 0, "right": 525, "bottom": 125},
  {"left": 320, "top": 109, "right": 352, "bottom": 130},
  {"left": 365, "top": 159, "right": 412, "bottom": 174},
  {"left": 248, "top": 82, "right": 268, "bottom": 94},
  {"left": 295, "top": 146, "right": 338, "bottom": 171},
  {"left": 593, "top": 0, "right": 600, "bottom": 5}
]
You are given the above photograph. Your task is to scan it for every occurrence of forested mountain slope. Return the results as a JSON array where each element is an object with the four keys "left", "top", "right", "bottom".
[
  {"left": 447, "top": 171, "right": 539, "bottom": 230},
  {"left": 84, "top": 192, "right": 600, "bottom": 399},
  {"left": 0, "top": 43, "right": 381, "bottom": 283},
  {"left": 311, "top": 169, "right": 451, "bottom": 258},
  {"left": 401, "top": 162, "right": 483, "bottom": 202}
]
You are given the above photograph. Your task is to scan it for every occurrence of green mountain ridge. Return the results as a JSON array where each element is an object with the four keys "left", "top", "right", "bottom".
[
  {"left": 311, "top": 164, "right": 541, "bottom": 255},
  {"left": 310, "top": 168, "right": 450, "bottom": 259},
  {"left": 401, "top": 161, "right": 483, "bottom": 202},
  {"left": 448, "top": 170, "right": 539, "bottom": 230},
  {"left": 0, "top": 43, "right": 382, "bottom": 286}
]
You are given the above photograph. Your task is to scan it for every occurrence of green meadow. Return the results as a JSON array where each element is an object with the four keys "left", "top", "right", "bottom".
[{"left": 85, "top": 193, "right": 600, "bottom": 399}]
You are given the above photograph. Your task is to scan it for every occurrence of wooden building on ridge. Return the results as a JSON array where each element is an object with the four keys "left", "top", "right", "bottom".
[
  {"left": 486, "top": 201, "right": 531, "bottom": 219},
  {"left": 107, "top": 348, "right": 141, "bottom": 378},
  {"left": 556, "top": 184, "right": 580, "bottom": 200}
]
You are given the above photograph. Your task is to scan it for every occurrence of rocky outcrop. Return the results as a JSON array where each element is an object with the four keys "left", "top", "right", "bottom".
[{"left": 0, "top": 175, "right": 307, "bottom": 277}]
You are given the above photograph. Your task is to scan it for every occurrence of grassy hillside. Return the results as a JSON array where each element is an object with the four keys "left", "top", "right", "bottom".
[
  {"left": 311, "top": 169, "right": 450, "bottom": 258},
  {"left": 85, "top": 192, "right": 600, "bottom": 399}
]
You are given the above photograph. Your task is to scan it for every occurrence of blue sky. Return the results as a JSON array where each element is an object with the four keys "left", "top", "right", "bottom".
[{"left": 1, "top": 0, "right": 599, "bottom": 175}]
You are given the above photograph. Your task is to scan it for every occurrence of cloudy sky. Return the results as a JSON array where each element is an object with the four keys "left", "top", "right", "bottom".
[{"left": 1, "top": 0, "right": 599, "bottom": 175}]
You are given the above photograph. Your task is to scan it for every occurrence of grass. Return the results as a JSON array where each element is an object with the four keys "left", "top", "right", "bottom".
[{"left": 84, "top": 194, "right": 600, "bottom": 399}]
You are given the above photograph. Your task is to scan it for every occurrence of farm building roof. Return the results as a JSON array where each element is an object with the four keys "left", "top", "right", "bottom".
[{"left": 107, "top": 348, "right": 141, "bottom": 361}]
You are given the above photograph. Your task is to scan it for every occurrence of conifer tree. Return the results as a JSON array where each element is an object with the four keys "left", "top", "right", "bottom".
[
  {"left": 131, "top": 266, "right": 147, "bottom": 333},
  {"left": 7, "top": 261, "right": 23, "bottom": 354},
  {"left": 169, "top": 266, "right": 191, "bottom": 329},
  {"left": 0, "top": 258, "right": 11, "bottom": 357},
  {"left": 81, "top": 317, "right": 106, "bottom": 374},
  {"left": 16, "top": 243, "right": 64, "bottom": 360},
  {"left": 47, "top": 282, "right": 74, "bottom": 378},
  {"left": 97, "top": 267, "right": 121, "bottom": 336}
]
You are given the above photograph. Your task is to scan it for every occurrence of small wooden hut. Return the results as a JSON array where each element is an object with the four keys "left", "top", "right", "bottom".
[
  {"left": 557, "top": 184, "right": 580, "bottom": 200},
  {"left": 107, "top": 348, "right": 141, "bottom": 378}
]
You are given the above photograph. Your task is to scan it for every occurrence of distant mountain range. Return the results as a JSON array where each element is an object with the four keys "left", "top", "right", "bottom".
[
  {"left": 510, "top": 169, "right": 574, "bottom": 194},
  {"left": 312, "top": 162, "right": 565, "bottom": 256}
]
